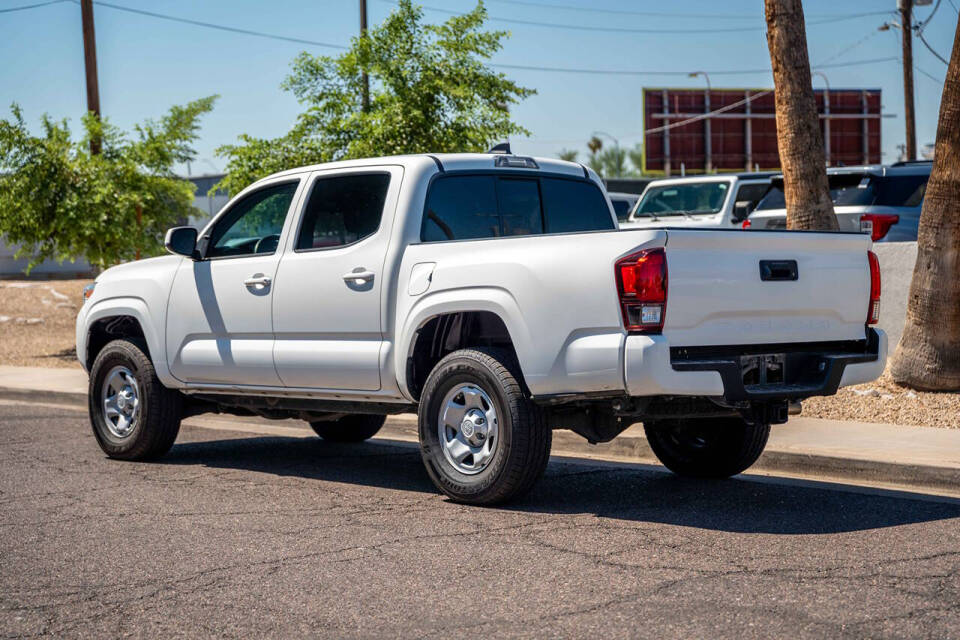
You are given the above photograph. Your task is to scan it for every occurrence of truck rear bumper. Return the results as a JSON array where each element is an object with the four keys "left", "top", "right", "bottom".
[{"left": 624, "top": 329, "right": 886, "bottom": 401}]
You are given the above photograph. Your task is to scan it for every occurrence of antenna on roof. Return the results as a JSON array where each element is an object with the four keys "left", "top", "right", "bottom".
[{"left": 488, "top": 142, "right": 511, "bottom": 155}]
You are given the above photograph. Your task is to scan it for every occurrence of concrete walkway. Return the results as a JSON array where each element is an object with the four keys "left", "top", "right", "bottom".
[{"left": 2, "top": 365, "right": 958, "bottom": 496}]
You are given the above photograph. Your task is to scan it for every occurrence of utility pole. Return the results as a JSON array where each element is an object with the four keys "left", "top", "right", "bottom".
[
  {"left": 899, "top": 0, "right": 917, "bottom": 161},
  {"left": 80, "top": 0, "right": 101, "bottom": 154},
  {"left": 360, "top": 0, "right": 370, "bottom": 112}
]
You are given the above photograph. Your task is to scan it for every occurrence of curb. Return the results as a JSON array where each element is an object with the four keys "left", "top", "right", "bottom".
[{"left": 3, "top": 386, "right": 958, "bottom": 496}]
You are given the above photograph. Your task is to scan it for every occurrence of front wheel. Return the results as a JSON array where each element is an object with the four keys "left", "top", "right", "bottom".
[
  {"left": 644, "top": 417, "right": 769, "bottom": 478},
  {"left": 88, "top": 339, "right": 182, "bottom": 460},
  {"left": 418, "top": 348, "right": 551, "bottom": 506}
]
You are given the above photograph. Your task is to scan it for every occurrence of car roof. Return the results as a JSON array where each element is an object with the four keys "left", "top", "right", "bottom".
[{"left": 768, "top": 162, "right": 932, "bottom": 181}]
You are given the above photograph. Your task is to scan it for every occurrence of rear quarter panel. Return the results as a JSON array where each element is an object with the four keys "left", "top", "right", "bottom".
[{"left": 394, "top": 229, "right": 666, "bottom": 397}]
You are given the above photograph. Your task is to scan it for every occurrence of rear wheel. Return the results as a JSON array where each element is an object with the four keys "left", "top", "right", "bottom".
[
  {"left": 644, "top": 417, "right": 769, "bottom": 478},
  {"left": 309, "top": 414, "right": 386, "bottom": 442},
  {"left": 89, "top": 339, "right": 182, "bottom": 460},
  {"left": 418, "top": 348, "right": 551, "bottom": 506}
]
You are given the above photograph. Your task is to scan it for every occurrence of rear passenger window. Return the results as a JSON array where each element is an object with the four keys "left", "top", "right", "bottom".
[
  {"left": 540, "top": 178, "right": 615, "bottom": 233},
  {"left": 421, "top": 174, "right": 613, "bottom": 242},
  {"left": 422, "top": 176, "right": 499, "bottom": 242},
  {"left": 296, "top": 173, "right": 390, "bottom": 250}
]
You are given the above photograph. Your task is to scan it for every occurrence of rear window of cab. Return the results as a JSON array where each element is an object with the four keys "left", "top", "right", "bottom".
[{"left": 421, "top": 174, "right": 615, "bottom": 242}]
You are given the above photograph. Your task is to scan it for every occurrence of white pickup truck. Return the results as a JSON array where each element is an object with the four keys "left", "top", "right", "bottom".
[
  {"left": 619, "top": 173, "right": 774, "bottom": 230},
  {"left": 77, "top": 153, "right": 886, "bottom": 504}
]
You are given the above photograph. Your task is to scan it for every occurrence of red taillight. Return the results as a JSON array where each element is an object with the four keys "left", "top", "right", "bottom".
[
  {"left": 860, "top": 213, "right": 900, "bottom": 241},
  {"left": 615, "top": 247, "right": 667, "bottom": 333},
  {"left": 867, "top": 250, "right": 881, "bottom": 325}
]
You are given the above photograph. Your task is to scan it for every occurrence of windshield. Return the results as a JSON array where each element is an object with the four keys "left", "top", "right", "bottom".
[{"left": 633, "top": 182, "right": 729, "bottom": 217}]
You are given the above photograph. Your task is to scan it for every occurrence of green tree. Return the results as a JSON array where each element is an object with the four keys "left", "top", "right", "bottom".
[
  {"left": 0, "top": 97, "right": 216, "bottom": 272},
  {"left": 216, "top": 0, "right": 534, "bottom": 196}
]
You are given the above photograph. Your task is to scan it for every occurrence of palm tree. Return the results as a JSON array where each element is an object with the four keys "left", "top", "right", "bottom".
[
  {"left": 764, "top": 0, "right": 837, "bottom": 230},
  {"left": 891, "top": 13, "right": 960, "bottom": 390}
]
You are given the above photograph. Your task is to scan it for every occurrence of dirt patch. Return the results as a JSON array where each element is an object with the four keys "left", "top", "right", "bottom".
[
  {"left": 802, "top": 369, "right": 960, "bottom": 429},
  {"left": 0, "top": 279, "right": 90, "bottom": 368}
]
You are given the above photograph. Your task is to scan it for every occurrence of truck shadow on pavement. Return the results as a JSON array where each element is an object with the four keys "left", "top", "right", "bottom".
[{"left": 162, "top": 435, "right": 960, "bottom": 535}]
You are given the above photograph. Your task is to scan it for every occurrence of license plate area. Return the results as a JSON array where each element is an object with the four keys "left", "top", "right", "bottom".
[{"left": 741, "top": 353, "right": 785, "bottom": 386}]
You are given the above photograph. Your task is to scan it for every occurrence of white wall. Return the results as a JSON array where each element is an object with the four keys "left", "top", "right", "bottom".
[{"left": 873, "top": 241, "right": 918, "bottom": 351}]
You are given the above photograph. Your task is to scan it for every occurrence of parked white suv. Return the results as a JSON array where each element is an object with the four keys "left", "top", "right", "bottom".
[
  {"left": 619, "top": 173, "right": 774, "bottom": 229},
  {"left": 77, "top": 153, "right": 886, "bottom": 504}
]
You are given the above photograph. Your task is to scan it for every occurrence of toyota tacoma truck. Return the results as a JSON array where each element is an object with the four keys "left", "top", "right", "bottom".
[{"left": 77, "top": 152, "right": 886, "bottom": 505}]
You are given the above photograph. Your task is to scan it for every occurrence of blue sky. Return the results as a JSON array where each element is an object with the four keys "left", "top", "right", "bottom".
[{"left": 1, "top": 0, "right": 956, "bottom": 175}]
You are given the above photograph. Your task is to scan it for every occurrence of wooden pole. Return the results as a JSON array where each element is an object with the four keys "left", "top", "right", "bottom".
[
  {"left": 80, "top": 0, "right": 101, "bottom": 154},
  {"left": 360, "top": 0, "right": 370, "bottom": 112},
  {"left": 900, "top": 0, "right": 917, "bottom": 161}
]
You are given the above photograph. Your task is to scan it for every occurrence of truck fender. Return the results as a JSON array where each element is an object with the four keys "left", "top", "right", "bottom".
[
  {"left": 395, "top": 287, "right": 534, "bottom": 398},
  {"left": 80, "top": 297, "right": 179, "bottom": 388}
]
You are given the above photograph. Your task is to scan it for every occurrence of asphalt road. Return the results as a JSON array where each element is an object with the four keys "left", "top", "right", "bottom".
[{"left": 2, "top": 402, "right": 960, "bottom": 639}]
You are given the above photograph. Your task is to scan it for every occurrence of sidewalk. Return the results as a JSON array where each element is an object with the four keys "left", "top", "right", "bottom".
[{"left": 2, "top": 365, "right": 958, "bottom": 496}]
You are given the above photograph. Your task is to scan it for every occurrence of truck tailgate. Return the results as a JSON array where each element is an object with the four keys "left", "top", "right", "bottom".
[{"left": 663, "top": 229, "right": 872, "bottom": 346}]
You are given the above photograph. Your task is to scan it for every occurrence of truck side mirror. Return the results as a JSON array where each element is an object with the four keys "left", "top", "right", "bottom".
[
  {"left": 732, "top": 200, "right": 754, "bottom": 223},
  {"left": 164, "top": 226, "right": 199, "bottom": 259}
]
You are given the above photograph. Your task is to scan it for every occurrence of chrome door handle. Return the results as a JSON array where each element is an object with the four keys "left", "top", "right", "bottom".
[
  {"left": 243, "top": 275, "right": 272, "bottom": 287},
  {"left": 343, "top": 269, "right": 375, "bottom": 283}
]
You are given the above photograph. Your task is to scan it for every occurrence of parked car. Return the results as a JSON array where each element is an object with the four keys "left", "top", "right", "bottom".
[
  {"left": 619, "top": 173, "right": 774, "bottom": 229},
  {"left": 607, "top": 191, "right": 639, "bottom": 222},
  {"left": 77, "top": 153, "right": 886, "bottom": 505},
  {"left": 747, "top": 162, "right": 931, "bottom": 242}
]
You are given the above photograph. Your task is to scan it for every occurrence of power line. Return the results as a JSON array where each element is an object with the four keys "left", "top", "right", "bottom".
[
  {"left": 916, "top": 27, "right": 950, "bottom": 64},
  {"left": 486, "top": 0, "right": 893, "bottom": 21},
  {"left": 382, "top": 2, "right": 895, "bottom": 34},
  {"left": 0, "top": 0, "right": 68, "bottom": 14},
  {"left": 403, "top": 2, "right": 760, "bottom": 33},
  {"left": 815, "top": 30, "right": 879, "bottom": 67},
  {"left": 85, "top": 0, "right": 348, "bottom": 50},
  {"left": 5, "top": 1, "right": 906, "bottom": 82},
  {"left": 492, "top": 56, "right": 899, "bottom": 77},
  {"left": 481, "top": 0, "right": 758, "bottom": 20},
  {"left": 915, "top": 65, "right": 944, "bottom": 82}
]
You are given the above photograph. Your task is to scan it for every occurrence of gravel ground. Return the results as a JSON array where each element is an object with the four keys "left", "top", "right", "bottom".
[
  {"left": 0, "top": 279, "right": 90, "bottom": 368},
  {"left": 802, "top": 369, "right": 960, "bottom": 429},
  {"left": 2, "top": 278, "right": 956, "bottom": 427}
]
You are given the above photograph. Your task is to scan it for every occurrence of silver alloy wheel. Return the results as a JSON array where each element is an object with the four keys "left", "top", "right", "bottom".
[
  {"left": 438, "top": 383, "right": 500, "bottom": 475},
  {"left": 101, "top": 365, "right": 141, "bottom": 439}
]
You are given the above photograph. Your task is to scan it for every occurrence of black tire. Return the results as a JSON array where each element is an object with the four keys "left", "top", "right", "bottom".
[
  {"left": 418, "top": 348, "right": 551, "bottom": 506},
  {"left": 88, "top": 339, "right": 182, "bottom": 460},
  {"left": 644, "top": 417, "right": 770, "bottom": 478},
  {"left": 309, "top": 414, "right": 386, "bottom": 442}
]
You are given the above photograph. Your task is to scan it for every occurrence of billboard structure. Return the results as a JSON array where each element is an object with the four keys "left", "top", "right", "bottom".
[{"left": 641, "top": 88, "right": 883, "bottom": 175}]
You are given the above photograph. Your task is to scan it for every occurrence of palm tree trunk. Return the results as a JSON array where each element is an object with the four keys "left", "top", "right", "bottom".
[
  {"left": 891, "top": 14, "right": 960, "bottom": 391},
  {"left": 764, "top": 0, "right": 837, "bottom": 230}
]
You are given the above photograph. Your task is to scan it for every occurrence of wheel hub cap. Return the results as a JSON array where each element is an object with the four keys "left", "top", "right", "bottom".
[
  {"left": 438, "top": 383, "right": 499, "bottom": 475},
  {"left": 101, "top": 365, "right": 141, "bottom": 439}
]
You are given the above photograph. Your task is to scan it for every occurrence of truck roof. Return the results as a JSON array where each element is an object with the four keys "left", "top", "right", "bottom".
[{"left": 255, "top": 153, "right": 591, "bottom": 185}]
